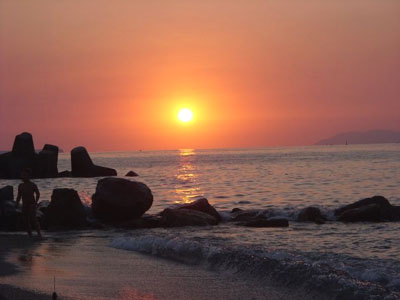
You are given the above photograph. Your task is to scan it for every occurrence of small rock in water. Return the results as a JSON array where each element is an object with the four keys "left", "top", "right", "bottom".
[
  {"left": 297, "top": 206, "right": 326, "bottom": 224},
  {"left": 125, "top": 170, "right": 139, "bottom": 177}
]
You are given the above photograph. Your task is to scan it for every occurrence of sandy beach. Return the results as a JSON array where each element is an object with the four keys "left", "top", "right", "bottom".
[{"left": 0, "top": 232, "right": 314, "bottom": 300}]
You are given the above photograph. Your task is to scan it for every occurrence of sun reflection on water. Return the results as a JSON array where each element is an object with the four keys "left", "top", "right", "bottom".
[{"left": 174, "top": 149, "right": 201, "bottom": 204}]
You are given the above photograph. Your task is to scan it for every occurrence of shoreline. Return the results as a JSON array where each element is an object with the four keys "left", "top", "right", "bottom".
[
  {"left": 0, "top": 234, "right": 52, "bottom": 300},
  {"left": 0, "top": 232, "right": 312, "bottom": 300}
]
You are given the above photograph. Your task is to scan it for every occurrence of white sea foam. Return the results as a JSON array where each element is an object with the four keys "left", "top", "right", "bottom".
[{"left": 111, "top": 233, "right": 400, "bottom": 299}]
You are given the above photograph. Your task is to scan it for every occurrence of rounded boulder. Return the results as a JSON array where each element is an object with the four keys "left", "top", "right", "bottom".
[{"left": 92, "top": 177, "right": 153, "bottom": 222}]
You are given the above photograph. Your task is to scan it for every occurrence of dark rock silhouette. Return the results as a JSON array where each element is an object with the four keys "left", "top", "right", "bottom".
[
  {"left": 0, "top": 185, "right": 13, "bottom": 202},
  {"left": 43, "top": 189, "right": 87, "bottom": 229},
  {"left": 230, "top": 208, "right": 279, "bottom": 223},
  {"left": 0, "top": 132, "right": 36, "bottom": 178},
  {"left": 57, "top": 170, "right": 72, "bottom": 177},
  {"left": 92, "top": 177, "right": 153, "bottom": 222},
  {"left": 115, "top": 214, "right": 163, "bottom": 229},
  {"left": 237, "top": 218, "right": 289, "bottom": 227},
  {"left": 335, "top": 196, "right": 400, "bottom": 222},
  {"left": 160, "top": 208, "right": 218, "bottom": 227},
  {"left": 0, "top": 132, "right": 61, "bottom": 179},
  {"left": 71, "top": 147, "right": 117, "bottom": 177},
  {"left": 297, "top": 207, "right": 326, "bottom": 224},
  {"left": 176, "top": 198, "right": 221, "bottom": 223},
  {"left": 125, "top": 171, "right": 139, "bottom": 177},
  {"left": 36, "top": 144, "right": 59, "bottom": 178},
  {"left": 12, "top": 132, "right": 36, "bottom": 159}
]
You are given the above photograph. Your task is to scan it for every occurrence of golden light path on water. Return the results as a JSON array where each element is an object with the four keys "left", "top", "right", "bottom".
[{"left": 174, "top": 149, "right": 201, "bottom": 204}]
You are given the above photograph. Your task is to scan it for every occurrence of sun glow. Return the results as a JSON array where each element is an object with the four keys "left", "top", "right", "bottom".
[{"left": 177, "top": 108, "right": 193, "bottom": 123}]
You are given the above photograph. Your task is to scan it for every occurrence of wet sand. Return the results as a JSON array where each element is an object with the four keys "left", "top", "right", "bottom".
[
  {"left": 0, "top": 234, "right": 51, "bottom": 299},
  {"left": 0, "top": 232, "right": 314, "bottom": 300}
]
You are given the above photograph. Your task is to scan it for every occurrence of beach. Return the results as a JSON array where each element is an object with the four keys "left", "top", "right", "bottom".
[{"left": 0, "top": 233, "right": 311, "bottom": 300}]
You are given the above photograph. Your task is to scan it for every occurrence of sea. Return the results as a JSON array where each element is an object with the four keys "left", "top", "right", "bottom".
[{"left": 2, "top": 144, "right": 400, "bottom": 299}]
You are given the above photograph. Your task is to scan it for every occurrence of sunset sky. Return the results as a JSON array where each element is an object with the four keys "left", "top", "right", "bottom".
[{"left": 1, "top": 0, "right": 399, "bottom": 151}]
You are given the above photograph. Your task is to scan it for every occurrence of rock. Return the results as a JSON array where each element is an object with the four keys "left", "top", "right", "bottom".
[
  {"left": 12, "top": 132, "right": 35, "bottom": 159},
  {"left": 36, "top": 144, "right": 59, "bottom": 178},
  {"left": 114, "top": 214, "right": 163, "bottom": 229},
  {"left": 160, "top": 208, "right": 218, "bottom": 227},
  {"left": 230, "top": 209, "right": 267, "bottom": 222},
  {"left": 0, "top": 132, "right": 61, "bottom": 179},
  {"left": 335, "top": 196, "right": 391, "bottom": 216},
  {"left": 237, "top": 218, "right": 289, "bottom": 228},
  {"left": 297, "top": 207, "right": 326, "bottom": 224},
  {"left": 335, "top": 196, "right": 399, "bottom": 222},
  {"left": 43, "top": 189, "right": 87, "bottom": 229},
  {"left": 125, "top": 171, "right": 139, "bottom": 177},
  {"left": 71, "top": 147, "right": 117, "bottom": 177},
  {"left": 0, "top": 186, "right": 13, "bottom": 202},
  {"left": 37, "top": 200, "right": 50, "bottom": 214},
  {"left": 177, "top": 198, "right": 221, "bottom": 223},
  {"left": 0, "top": 132, "right": 37, "bottom": 179},
  {"left": 57, "top": 170, "right": 72, "bottom": 177},
  {"left": 231, "top": 208, "right": 243, "bottom": 213},
  {"left": 92, "top": 177, "right": 153, "bottom": 222}
]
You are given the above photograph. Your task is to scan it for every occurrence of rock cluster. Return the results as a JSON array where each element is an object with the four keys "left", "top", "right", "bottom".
[
  {"left": 0, "top": 132, "right": 117, "bottom": 178},
  {"left": 0, "top": 132, "right": 59, "bottom": 179}
]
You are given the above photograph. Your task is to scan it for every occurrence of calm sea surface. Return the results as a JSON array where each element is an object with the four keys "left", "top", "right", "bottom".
[{"left": 2, "top": 144, "right": 400, "bottom": 298}]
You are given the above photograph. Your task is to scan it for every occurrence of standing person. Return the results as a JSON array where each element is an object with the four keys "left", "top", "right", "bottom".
[{"left": 15, "top": 168, "right": 42, "bottom": 238}]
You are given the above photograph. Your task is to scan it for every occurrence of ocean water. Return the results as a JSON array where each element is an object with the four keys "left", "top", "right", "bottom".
[{"left": 2, "top": 144, "right": 400, "bottom": 299}]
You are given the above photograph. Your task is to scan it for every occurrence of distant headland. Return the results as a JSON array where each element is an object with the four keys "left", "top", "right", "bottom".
[{"left": 315, "top": 129, "right": 400, "bottom": 145}]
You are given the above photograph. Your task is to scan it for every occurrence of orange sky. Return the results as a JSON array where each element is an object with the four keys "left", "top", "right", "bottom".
[{"left": 1, "top": 0, "right": 399, "bottom": 151}]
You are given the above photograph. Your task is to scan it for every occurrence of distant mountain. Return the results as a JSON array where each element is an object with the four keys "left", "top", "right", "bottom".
[{"left": 315, "top": 130, "right": 400, "bottom": 145}]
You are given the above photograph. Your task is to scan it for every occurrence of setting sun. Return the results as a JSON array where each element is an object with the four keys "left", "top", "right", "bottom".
[{"left": 177, "top": 108, "right": 193, "bottom": 123}]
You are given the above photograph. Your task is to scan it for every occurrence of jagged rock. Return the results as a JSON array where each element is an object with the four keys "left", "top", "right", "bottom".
[
  {"left": 237, "top": 218, "right": 289, "bottom": 228},
  {"left": 43, "top": 189, "right": 87, "bottom": 229},
  {"left": 36, "top": 144, "right": 59, "bottom": 178},
  {"left": 176, "top": 198, "right": 221, "bottom": 223},
  {"left": 92, "top": 177, "right": 153, "bottom": 222},
  {"left": 335, "top": 196, "right": 400, "bottom": 222},
  {"left": 125, "top": 171, "right": 139, "bottom": 177},
  {"left": 71, "top": 147, "right": 117, "bottom": 177},
  {"left": 160, "top": 208, "right": 218, "bottom": 227},
  {"left": 297, "top": 207, "right": 326, "bottom": 224}
]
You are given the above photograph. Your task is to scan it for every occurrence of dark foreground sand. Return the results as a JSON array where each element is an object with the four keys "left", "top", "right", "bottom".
[{"left": 0, "top": 232, "right": 316, "bottom": 300}]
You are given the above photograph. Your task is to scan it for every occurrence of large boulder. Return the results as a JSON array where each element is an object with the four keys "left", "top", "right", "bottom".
[
  {"left": 160, "top": 208, "right": 218, "bottom": 227},
  {"left": 43, "top": 189, "right": 87, "bottom": 229},
  {"left": 176, "top": 198, "right": 221, "bottom": 223},
  {"left": 335, "top": 196, "right": 400, "bottom": 222},
  {"left": 297, "top": 207, "right": 326, "bottom": 224},
  {"left": 71, "top": 147, "right": 117, "bottom": 177},
  {"left": 92, "top": 177, "right": 153, "bottom": 222},
  {"left": 36, "top": 144, "right": 59, "bottom": 178}
]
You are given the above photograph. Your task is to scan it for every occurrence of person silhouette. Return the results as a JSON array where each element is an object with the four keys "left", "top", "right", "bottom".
[{"left": 15, "top": 168, "right": 42, "bottom": 238}]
